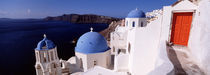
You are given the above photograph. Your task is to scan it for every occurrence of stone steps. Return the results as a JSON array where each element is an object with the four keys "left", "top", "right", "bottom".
[{"left": 167, "top": 45, "right": 205, "bottom": 75}]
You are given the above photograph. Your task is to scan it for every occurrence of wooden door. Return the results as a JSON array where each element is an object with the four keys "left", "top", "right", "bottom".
[{"left": 170, "top": 12, "right": 193, "bottom": 46}]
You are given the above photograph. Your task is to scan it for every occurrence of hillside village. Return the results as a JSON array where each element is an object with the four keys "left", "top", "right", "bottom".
[{"left": 33, "top": 0, "right": 210, "bottom": 75}]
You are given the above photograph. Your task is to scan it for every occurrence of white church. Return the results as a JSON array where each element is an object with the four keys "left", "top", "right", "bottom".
[{"left": 34, "top": 0, "right": 210, "bottom": 75}]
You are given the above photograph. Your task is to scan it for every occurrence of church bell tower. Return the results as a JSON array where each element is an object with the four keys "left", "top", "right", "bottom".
[
  {"left": 125, "top": 8, "right": 147, "bottom": 28},
  {"left": 34, "top": 34, "right": 61, "bottom": 75}
]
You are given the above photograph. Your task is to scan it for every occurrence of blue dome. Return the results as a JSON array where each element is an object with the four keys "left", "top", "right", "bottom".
[
  {"left": 36, "top": 37, "right": 55, "bottom": 50},
  {"left": 127, "top": 9, "right": 146, "bottom": 18},
  {"left": 75, "top": 32, "right": 110, "bottom": 54}
]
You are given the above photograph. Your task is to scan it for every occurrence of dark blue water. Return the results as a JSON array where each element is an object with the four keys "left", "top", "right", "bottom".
[{"left": 0, "top": 19, "right": 108, "bottom": 75}]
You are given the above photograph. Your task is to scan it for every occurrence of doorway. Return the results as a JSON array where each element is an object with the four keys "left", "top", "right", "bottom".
[{"left": 170, "top": 12, "right": 193, "bottom": 46}]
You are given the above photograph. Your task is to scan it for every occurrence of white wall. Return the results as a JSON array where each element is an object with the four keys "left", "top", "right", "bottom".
[
  {"left": 110, "top": 26, "right": 128, "bottom": 55},
  {"left": 76, "top": 50, "right": 111, "bottom": 72},
  {"left": 188, "top": 0, "right": 210, "bottom": 74},
  {"left": 114, "top": 53, "right": 129, "bottom": 72},
  {"left": 75, "top": 52, "right": 87, "bottom": 71},
  {"left": 110, "top": 26, "right": 127, "bottom": 55},
  {"left": 129, "top": 16, "right": 161, "bottom": 75},
  {"left": 86, "top": 50, "right": 111, "bottom": 69},
  {"left": 128, "top": 15, "right": 174, "bottom": 75},
  {"left": 148, "top": 40, "right": 174, "bottom": 75},
  {"left": 83, "top": 66, "right": 128, "bottom": 75}
]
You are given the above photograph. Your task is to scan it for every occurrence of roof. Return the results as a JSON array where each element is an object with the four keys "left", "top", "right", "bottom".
[
  {"left": 35, "top": 35, "right": 55, "bottom": 50},
  {"left": 172, "top": 0, "right": 194, "bottom": 6},
  {"left": 127, "top": 8, "right": 146, "bottom": 18},
  {"left": 75, "top": 32, "right": 110, "bottom": 54}
]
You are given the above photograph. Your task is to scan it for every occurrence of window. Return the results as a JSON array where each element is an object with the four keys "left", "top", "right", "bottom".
[
  {"left": 61, "top": 63, "right": 63, "bottom": 67},
  {"left": 118, "top": 49, "right": 121, "bottom": 54},
  {"left": 141, "top": 22, "right": 144, "bottom": 27},
  {"left": 44, "top": 52, "right": 47, "bottom": 62},
  {"left": 132, "top": 21, "right": 135, "bottom": 27},
  {"left": 118, "top": 49, "right": 126, "bottom": 54}
]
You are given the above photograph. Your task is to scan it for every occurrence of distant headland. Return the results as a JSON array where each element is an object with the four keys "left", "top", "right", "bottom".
[{"left": 44, "top": 14, "right": 121, "bottom": 24}]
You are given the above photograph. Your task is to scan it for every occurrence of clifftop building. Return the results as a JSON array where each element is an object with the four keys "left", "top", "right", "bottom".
[
  {"left": 34, "top": 0, "right": 210, "bottom": 75},
  {"left": 34, "top": 34, "right": 62, "bottom": 75}
]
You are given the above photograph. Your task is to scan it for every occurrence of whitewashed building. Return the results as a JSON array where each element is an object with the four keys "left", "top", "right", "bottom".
[
  {"left": 34, "top": 34, "right": 62, "bottom": 75},
  {"left": 34, "top": 0, "right": 210, "bottom": 75},
  {"left": 74, "top": 29, "right": 112, "bottom": 72},
  {"left": 34, "top": 29, "right": 112, "bottom": 75}
]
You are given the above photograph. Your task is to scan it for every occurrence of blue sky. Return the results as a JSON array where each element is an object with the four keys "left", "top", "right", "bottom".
[{"left": 0, "top": 0, "right": 176, "bottom": 19}]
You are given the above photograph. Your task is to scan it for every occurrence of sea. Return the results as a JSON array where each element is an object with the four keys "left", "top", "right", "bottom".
[{"left": 0, "top": 19, "right": 108, "bottom": 75}]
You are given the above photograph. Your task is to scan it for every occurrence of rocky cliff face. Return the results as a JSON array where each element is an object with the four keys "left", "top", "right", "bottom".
[
  {"left": 44, "top": 14, "right": 120, "bottom": 24},
  {"left": 100, "top": 20, "right": 124, "bottom": 41}
]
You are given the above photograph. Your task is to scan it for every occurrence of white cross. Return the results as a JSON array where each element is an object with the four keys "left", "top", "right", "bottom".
[
  {"left": 43, "top": 34, "right": 47, "bottom": 38},
  {"left": 90, "top": 27, "right": 93, "bottom": 32},
  {"left": 136, "top": 8, "right": 138, "bottom": 10}
]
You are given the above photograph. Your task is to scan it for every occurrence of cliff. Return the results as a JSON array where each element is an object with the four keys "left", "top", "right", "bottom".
[
  {"left": 44, "top": 14, "right": 120, "bottom": 24},
  {"left": 100, "top": 19, "right": 124, "bottom": 41}
]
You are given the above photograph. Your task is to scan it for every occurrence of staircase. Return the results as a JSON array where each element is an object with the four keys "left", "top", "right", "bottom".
[{"left": 166, "top": 44, "right": 205, "bottom": 75}]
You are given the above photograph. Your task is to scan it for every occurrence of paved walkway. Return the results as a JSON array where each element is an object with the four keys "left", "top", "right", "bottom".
[{"left": 167, "top": 44, "right": 205, "bottom": 75}]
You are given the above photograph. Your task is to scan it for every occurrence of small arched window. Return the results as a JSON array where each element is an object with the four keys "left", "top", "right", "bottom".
[
  {"left": 44, "top": 52, "right": 47, "bottom": 62},
  {"left": 141, "top": 22, "right": 144, "bottom": 27},
  {"left": 61, "top": 63, "right": 63, "bottom": 67},
  {"left": 118, "top": 49, "right": 121, "bottom": 54},
  {"left": 132, "top": 21, "right": 135, "bottom": 27}
]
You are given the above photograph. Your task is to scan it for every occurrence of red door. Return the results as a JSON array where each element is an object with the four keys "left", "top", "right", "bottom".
[{"left": 170, "top": 12, "right": 193, "bottom": 46}]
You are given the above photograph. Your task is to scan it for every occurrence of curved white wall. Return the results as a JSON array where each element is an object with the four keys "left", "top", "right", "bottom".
[
  {"left": 188, "top": 0, "right": 210, "bottom": 74},
  {"left": 128, "top": 15, "right": 174, "bottom": 75}
]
